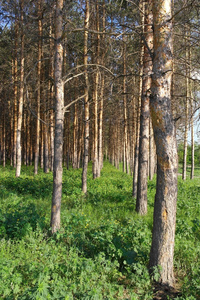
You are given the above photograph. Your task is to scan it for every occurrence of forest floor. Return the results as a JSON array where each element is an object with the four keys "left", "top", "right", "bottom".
[
  {"left": 0, "top": 162, "right": 199, "bottom": 299},
  {"left": 153, "top": 283, "right": 181, "bottom": 300}
]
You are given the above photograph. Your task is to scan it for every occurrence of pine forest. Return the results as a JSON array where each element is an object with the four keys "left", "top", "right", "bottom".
[{"left": 0, "top": 0, "right": 200, "bottom": 299}]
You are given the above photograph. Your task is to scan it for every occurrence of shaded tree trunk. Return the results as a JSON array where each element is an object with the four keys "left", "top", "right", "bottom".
[
  {"left": 13, "top": 18, "right": 18, "bottom": 168},
  {"left": 50, "top": 0, "right": 64, "bottom": 234},
  {"left": 34, "top": 0, "right": 43, "bottom": 175},
  {"left": 149, "top": 0, "right": 178, "bottom": 286},
  {"left": 133, "top": 0, "right": 144, "bottom": 198},
  {"left": 136, "top": 0, "right": 153, "bottom": 214}
]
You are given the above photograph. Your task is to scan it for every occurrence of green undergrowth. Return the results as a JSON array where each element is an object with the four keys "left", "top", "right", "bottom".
[{"left": 0, "top": 162, "right": 199, "bottom": 299}]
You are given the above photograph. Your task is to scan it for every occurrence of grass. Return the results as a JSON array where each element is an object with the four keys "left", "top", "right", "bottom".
[{"left": 0, "top": 162, "right": 199, "bottom": 299}]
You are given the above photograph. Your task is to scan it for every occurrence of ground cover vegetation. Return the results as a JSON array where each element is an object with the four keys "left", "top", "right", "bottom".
[
  {"left": 0, "top": 0, "right": 200, "bottom": 297},
  {"left": 0, "top": 161, "right": 200, "bottom": 299}
]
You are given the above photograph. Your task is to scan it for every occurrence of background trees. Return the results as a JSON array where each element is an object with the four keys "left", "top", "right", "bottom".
[
  {"left": 1, "top": 0, "right": 199, "bottom": 176},
  {"left": 0, "top": 0, "right": 200, "bottom": 288}
]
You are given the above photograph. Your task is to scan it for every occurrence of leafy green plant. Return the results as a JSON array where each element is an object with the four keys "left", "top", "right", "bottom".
[{"left": 0, "top": 162, "right": 200, "bottom": 299}]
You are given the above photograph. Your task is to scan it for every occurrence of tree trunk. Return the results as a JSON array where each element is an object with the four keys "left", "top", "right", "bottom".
[
  {"left": 133, "top": 0, "right": 144, "bottom": 198},
  {"left": 149, "top": 0, "right": 178, "bottom": 286},
  {"left": 13, "top": 19, "right": 18, "bottom": 168},
  {"left": 34, "top": 0, "right": 43, "bottom": 175},
  {"left": 182, "top": 28, "right": 189, "bottom": 181},
  {"left": 82, "top": 0, "right": 90, "bottom": 194},
  {"left": 50, "top": 0, "right": 64, "bottom": 234},
  {"left": 123, "top": 35, "right": 130, "bottom": 175},
  {"left": 3, "top": 104, "right": 6, "bottom": 167},
  {"left": 149, "top": 118, "right": 156, "bottom": 180},
  {"left": 49, "top": 14, "right": 54, "bottom": 172},
  {"left": 44, "top": 95, "right": 49, "bottom": 173},
  {"left": 136, "top": 0, "right": 153, "bottom": 214},
  {"left": 97, "top": 0, "right": 106, "bottom": 176},
  {"left": 16, "top": 0, "right": 24, "bottom": 177},
  {"left": 73, "top": 102, "right": 78, "bottom": 168}
]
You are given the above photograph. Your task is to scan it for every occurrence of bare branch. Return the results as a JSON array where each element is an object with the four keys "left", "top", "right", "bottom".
[{"left": 64, "top": 94, "right": 86, "bottom": 112}]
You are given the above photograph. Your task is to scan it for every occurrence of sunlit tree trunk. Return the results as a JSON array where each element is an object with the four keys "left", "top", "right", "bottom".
[
  {"left": 188, "top": 30, "right": 194, "bottom": 180},
  {"left": 190, "top": 94, "right": 194, "bottom": 179},
  {"left": 51, "top": 0, "right": 64, "bottom": 233},
  {"left": 136, "top": 0, "right": 153, "bottom": 214},
  {"left": 8, "top": 97, "right": 13, "bottom": 166},
  {"left": 82, "top": 0, "right": 90, "bottom": 193},
  {"left": 97, "top": 0, "right": 106, "bottom": 176},
  {"left": 149, "top": 118, "right": 156, "bottom": 180},
  {"left": 49, "top": 14, "right": 54, "bottom": 172},
  {"left": 40, "top": 122, "right": 44, "bottom": 169},
  {"left": 23, "top": 110, "right": 27, "bottom": 165},
  {"left": 149, "top": 0, "right": 178, "bottom": 286},
  {"left": 123, "top": 34, "right": 130, "bottom": 175},
  {"left": 16, "top": 0, "right": 24, "bottom": 177},
  {"left": 78, "top": 110, "right": 83, "bottom": 168},
  {"left": 44, "top": 94, "right": 49, "bottom": 174},
  {"left": 92, "top": 1, "right": 100, "bottom": 179},
  {"left": 182, "top": 26, "right": 189, "bottom": 181},
  {"left": 73, "top": 101, "right": 78, "bottom": 168}
]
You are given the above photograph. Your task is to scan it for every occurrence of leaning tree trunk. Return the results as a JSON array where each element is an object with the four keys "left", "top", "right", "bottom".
[
  {"left": 136, "top": 0, "right": 153, "bottom": 215},
  {"left": 50, "top": 0, "right": 64, "bottom": 234},
  {"left": 149, "top": 0, "right": 178, "bottom": 287}
]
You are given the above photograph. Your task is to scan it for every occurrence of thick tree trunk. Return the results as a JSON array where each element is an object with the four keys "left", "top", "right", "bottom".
[
  {"left": 149, "top": 0, "right": 178, "bottom": 286},
  {"left": 82, "top": 0, "right": 90, "bottom": 193},
  {"left": 16, "top": 0, "right": 24, "bottom": 177},
  {"left": 50, "top": 0, "right": 64, "bottom": 234},
  {"left": 136, "top": 0, "right": 153, "bottom": 214}
]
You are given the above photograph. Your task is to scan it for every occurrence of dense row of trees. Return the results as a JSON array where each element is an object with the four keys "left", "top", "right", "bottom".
[{"left": 0, "top": 0, "right": 200, "bottom": 287}]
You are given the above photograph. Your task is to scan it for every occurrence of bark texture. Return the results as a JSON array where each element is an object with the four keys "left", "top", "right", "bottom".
[
  {"left": 136, "top": 0, "right": 153, "bottom": 214},
  {"left": 51, "top": 0, "right": 64, "bottom": 234},
  {"left": 149, "top": 0, "right": 178, "bottom": 287},
  {"left": 133, "top": 0, "right": 144, "bottom": 198},
  {"left": 34, "top": 0, "right": 42, "bottom": 175},
  {"left": 16, "top": 0, "right": 24, "bottom": 177},
  {"left": 82, "top": 0, "right": 90, "bottom": 193}
]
